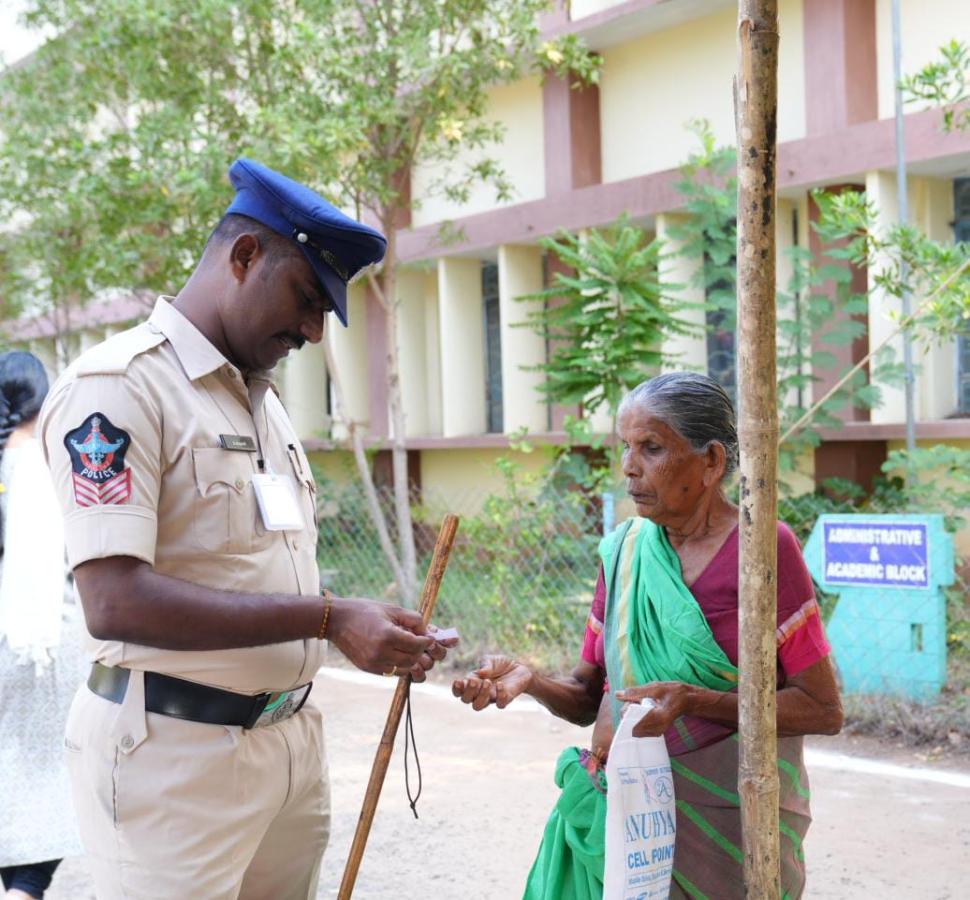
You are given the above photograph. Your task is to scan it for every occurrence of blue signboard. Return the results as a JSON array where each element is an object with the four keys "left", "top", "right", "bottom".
[
  {"left": 804, "top": 514, "right": 955, "bottom": 700},
  {"left": 822, "top": 520, "right": 929, "bottom": 590}
]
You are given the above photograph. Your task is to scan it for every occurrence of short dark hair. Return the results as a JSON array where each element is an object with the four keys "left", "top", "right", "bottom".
[
  {"left": 620, "top": 372, "right": 739, "bottom": 476},
  {"left": 207, "top": 213, "right": 301, "bottom": 274}
]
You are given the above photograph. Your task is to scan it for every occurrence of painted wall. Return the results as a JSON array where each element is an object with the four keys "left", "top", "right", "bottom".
[
  {"left": 306, "top": 449, "right": 360, "bottom": 488},
  {"left": 281, "top": 341, "right": 329, "bottom": 442},
  {"left": 396, "top": 267, "right": 441, "bottom": 437},
  {"left": 885, "top": 438, "right": 970, "bottom": 558},
  {"left": 866, "top": 171, "right": 960, "bottom": 424},
  {"left": 410, "top": 77, "right": 545, "bottom": 227},
  {"left": 420, "top": 446, "right": 557, "bottom": 515},
  {"left": 598, "top": 0, "right": 805, "bottom": 183},
  {"left": 876, "top": 0, "right": 970, "bottom": 120},
  {"left": 910, "top": 176, "right": 958, "bottom": 421},
  {"left": 437, "top": 257, "right": 486, "bottom": 436},
  {"left": 328, "top": 284, "right": 370, "bottom": 440},
  {"left": 780, "top": 448, "right": 816, "bottom": 498}
]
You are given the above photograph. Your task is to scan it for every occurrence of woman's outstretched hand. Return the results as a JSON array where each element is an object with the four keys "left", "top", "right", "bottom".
[
  {"left": 452, "top": 655, "right": 533, "bottom": 711},
  {"left": 615, "top": 681, "right": 692, "bottom": 737}
]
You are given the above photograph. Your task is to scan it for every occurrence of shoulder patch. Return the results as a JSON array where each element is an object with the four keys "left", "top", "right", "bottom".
[
  {"left": 64, "top": 413, "right": 132, "bottom": 506},
  {"left": 74, "top": 324, "right": 166, "bottom": 377}
]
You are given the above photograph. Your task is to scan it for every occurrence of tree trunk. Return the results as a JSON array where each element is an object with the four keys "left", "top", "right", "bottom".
[
  {"left": 735, "top": 2, "right": 781, "bottom": 898},
  {"left": 378, "top": 226, "right": 419, "bottom": 606},
  {"left": 321, "top": 334, "right": 408, "bottom": 593}
]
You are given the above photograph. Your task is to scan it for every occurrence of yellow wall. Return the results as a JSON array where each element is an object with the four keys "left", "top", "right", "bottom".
[
  {"left": 779, "top": 447, "right": 816, "bottom": 498},
  {"left": 410, "top": 77, "right": 545, "bottom": 227},
  {"left": 419, "top": 446, "right": 557, "bottom": 515},
  {"left": 306, "top": 449, "right": 360, "bottom": 487},
  {"left": 884, "top": 438, "right": 970, "bottom": 558},
  {"left": 876, "top": 0, "right": 970, "bottom": 120},
  {"left": 599, "top": 0, "right": 805, "bottom": 183}
]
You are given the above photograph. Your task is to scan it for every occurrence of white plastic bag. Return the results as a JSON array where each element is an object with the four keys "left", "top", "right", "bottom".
[{"left": 603, "top": 700, "right": 676, "bottom": 900}]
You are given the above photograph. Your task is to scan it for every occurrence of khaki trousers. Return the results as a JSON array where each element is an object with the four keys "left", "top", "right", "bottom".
[{"left": 65, "top": 680, "right": 330, "bottom": 899}]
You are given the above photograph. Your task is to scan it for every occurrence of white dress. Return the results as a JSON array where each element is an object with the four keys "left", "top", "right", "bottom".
[{"left": 0, "top": 439, "right": 84, "bottom": 867}]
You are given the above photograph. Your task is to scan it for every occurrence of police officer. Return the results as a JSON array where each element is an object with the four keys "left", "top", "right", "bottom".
[{"left": 39, "top": 159, "right": 450, "bottom": 899}]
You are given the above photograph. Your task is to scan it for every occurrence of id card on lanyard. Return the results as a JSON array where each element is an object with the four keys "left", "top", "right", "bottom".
[{"left": 252, "top": 473, "right": 304, "bottom": 531}]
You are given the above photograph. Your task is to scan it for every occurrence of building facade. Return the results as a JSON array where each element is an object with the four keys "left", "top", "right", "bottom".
[{"left": 12, "top": 0, "right": 970, "bottom": 507}]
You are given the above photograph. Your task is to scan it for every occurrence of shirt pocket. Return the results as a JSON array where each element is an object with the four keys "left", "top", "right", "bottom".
[{"left": 191, "top": 448, "right": 262, "bottom": 555}]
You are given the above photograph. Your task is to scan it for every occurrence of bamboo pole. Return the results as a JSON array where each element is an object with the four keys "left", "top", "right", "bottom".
[
  {"left": 736, "top": 2, "right": 781, "bottom": 897},
  {"left": 337, "top": 513, "right": 460, "bottom": 899}
]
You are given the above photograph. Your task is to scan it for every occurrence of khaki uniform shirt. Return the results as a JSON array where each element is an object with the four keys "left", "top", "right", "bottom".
[{"left": 40, "top": 297, "right": 322, "bottom": 695}]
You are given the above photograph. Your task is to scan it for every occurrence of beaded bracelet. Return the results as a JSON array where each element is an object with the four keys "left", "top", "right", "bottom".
[{"left": 318, "top": 589, "right": 335, "bottom": 641}]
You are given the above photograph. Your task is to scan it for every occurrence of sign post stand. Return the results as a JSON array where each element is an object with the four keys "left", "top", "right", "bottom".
[{"left": 804, "top": 514, "right": 955, "bottom": 700}]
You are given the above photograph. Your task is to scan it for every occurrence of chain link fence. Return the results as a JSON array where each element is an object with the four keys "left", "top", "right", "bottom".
[
  {"left": 316, "top": 481, "right": 602, "bottom": 671},
  {"left": 314, "top": 478, "right": 970, "bottom": 693}
]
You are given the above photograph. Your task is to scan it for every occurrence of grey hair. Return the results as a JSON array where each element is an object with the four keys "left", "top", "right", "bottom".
[{"left": 619, "top": 372, "right": 739, "bottom": 476}]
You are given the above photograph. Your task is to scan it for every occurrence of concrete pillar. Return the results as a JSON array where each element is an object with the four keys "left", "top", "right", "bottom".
[
  {"left": 865, "top": 170, "right": 906, "bottom": 425},
  {"left": 656, "top": 213, "right": 708, "bottom": 373},
  {"left": 497, "top": 245, "right": 547, "bottom": 433},
  {"left": 424, "top": 272, "right": 443, "bottom": 435},
  {"left": 911, "top": 176, "right": 957, "bottom": 420},
  {"left": 438, "top": 257, "right": 485, "bottom": 437},
  {"left": 396, "top": 267, "right": 430, "bottom": 437},
  {"left": 803, "top": 0, "right": 877, "bottom": 135},
  {"left": 282, "top": 340, "right": 329, "bottom": 441},
  {"left": 542, "top": 73, "right": 601, "bottom": 195},
  {"left": 328, "top": 284, "right": 370, "bottom": 442}
]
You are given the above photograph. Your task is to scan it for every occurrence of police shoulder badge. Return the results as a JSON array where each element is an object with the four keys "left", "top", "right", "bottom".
[{"left": 64, "top": 413, "right": 133, "bottom": 506}]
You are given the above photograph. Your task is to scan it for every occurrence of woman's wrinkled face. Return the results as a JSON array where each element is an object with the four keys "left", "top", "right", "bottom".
[{"left": 617, "top": 401, "right": 715, "bottom": 525}]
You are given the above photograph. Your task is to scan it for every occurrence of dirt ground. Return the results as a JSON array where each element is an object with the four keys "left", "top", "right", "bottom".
[{"left": 49, "top": 667, "right": 970, "bottom": 899}]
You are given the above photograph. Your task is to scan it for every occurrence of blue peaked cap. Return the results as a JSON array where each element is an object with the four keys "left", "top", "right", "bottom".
[{"left": 225, "top": 158, "right": 386, "bottom": 327}]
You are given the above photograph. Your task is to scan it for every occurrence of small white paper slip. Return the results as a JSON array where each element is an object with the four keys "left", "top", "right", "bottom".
[
  {"left": 431, "top": 627, "right": 460, "bottom": 642},
  {"left": 252, "top": 473, "right": 304, "bottom": 531}
]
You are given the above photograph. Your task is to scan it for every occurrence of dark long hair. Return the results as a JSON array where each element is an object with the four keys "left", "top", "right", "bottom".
[{"left": 0, "top": 351, "right": 51, "bottom": 554}]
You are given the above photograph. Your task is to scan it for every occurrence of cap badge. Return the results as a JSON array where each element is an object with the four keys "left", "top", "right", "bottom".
[{"left": 292, "top": 228, "right": 349, "bottom": 282}]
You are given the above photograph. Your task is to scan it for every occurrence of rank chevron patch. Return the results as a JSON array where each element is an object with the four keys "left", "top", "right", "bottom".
[{"left": 64, "top": 412, "right": 133, "bottom": 507}]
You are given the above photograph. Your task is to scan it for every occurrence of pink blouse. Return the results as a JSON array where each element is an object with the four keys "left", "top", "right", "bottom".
[{"left": 580, "top": 522, "right": 832, "bottom": 755}]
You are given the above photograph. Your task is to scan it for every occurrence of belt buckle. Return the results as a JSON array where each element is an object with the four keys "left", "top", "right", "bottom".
[{"left": 245, "top": 682, "right": 313, "bottom": 730}]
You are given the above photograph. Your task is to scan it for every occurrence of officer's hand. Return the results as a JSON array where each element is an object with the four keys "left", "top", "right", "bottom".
[
  {"left": 407, "top": 624, "right": 460, "bottom": 683},
  {"left": 325, "top": 596, "right": 436, "bottom": 678}
]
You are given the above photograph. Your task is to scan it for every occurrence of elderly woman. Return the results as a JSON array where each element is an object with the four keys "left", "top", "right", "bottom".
[{"left": 453, "top": 372, "right": 842, "bottom": 900}]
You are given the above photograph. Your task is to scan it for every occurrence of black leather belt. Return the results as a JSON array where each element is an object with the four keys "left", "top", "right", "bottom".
[{"left": 87, "top": 663, "right": 312, "bottom": 730}]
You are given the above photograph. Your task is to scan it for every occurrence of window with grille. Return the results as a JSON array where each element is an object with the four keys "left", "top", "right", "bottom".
[
  {"left": 482, "top": 262, "right": 504, "bottom": 433},
  {"left": 704, "top": 242, "right": 737, "bottom": 406}
]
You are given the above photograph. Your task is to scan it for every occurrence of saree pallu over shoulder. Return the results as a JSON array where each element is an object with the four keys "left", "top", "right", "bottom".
[{"left": 599, "top": 518, "right": 738, "bottom": 726}]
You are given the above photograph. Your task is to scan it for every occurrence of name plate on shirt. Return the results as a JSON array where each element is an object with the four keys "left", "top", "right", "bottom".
[
  {"left": 252, "top": 473, "right": 304, "bottom": 531},
  {"left": 219, "top": 434, "right": 257, "bottom": 452}
]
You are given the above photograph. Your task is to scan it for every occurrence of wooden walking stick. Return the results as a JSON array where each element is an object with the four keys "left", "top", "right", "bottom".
[{"left": 337, "top": 513, "right": 460, "bottom": 899}]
